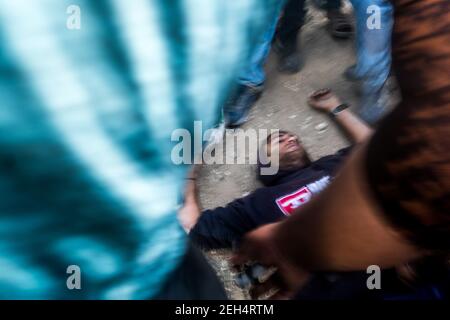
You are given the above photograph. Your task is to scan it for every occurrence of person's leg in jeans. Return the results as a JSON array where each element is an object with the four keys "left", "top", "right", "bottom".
[
  {"left": 274, "top": 0, "right": 307, "bottom": 74},
  {"left": 237, "top": 15, "right": 280, "bottom": 89},
  {"left": 224, "top": 13, "right": 280, "bottom": 127},
  {"left": 347, "top": 0, "right": 394, "bottom": 125},
  {"left": 275, "top": 0, "right": 352, "bottom": 73}
]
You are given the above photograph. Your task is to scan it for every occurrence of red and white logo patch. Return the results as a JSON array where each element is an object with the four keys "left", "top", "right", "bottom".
[{"left": 275, "top": 187, "right": 312, "bottom": 216}]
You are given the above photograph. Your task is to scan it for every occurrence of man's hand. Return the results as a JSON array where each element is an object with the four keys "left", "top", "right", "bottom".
[
  {"left": 178, "top": 201, "right": 201, "bottom": 233},
  {"left": 232, "top": 223, "right": 310, "bottom": 299},
  {"left": 178, "top": 166, "right": 201, "bottom": 233},
  {"left": 308, "top": 88, "right": 342, "bottom": 113},
  {"left": 308, "top": 88, "right": 373, "bottom": 143}
]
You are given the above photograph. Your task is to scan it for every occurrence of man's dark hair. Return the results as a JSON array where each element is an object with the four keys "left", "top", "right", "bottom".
[{"left": 266, "top": 130, "right": 290, "bottom": 145}]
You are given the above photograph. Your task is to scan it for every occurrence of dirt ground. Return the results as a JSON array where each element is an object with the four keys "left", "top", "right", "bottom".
[{"left": 197, "top": 2, "right": 360, "bottom": 300}]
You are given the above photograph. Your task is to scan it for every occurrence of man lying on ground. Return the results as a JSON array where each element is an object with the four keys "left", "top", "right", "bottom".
[
  {"left": 178, "top": 89, "right": 372, "bottom": 249},
  {"left": 180, "top": 89, "right": 449, "bottom": 300}
]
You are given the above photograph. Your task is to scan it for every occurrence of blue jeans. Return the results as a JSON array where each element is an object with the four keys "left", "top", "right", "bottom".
[
  {"left": 238, "top": 12, "right": 280, "bottom": 87},
  {"left": 239, "top": 0, "right": 342, "bottom": 87},
  {"left": 350, "top": 0, "right": 394, "bottom": 123}
]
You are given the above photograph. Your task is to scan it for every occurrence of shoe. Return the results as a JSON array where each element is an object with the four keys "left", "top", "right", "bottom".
[
  {"left": 327, "top": 10, "right": 353, "bottom": 39},
  {"left": 224, "top": 84, "right": 263, "bottom": 128}
]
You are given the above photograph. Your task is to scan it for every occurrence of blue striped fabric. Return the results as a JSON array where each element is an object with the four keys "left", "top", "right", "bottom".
[{"left": 0, "top": 0, "right": 283, "bottom": 299}]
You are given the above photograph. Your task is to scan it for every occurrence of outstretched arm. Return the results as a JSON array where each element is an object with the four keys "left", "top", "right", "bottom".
[
  {"left": 178, "top": 167, "right": 260, "bottom": 249},
  {"left": 308, "top": 89, "right": 373, "bottom": 144},
  {"left": 178, "top": 169, "right": 201, "bottom": 233}
]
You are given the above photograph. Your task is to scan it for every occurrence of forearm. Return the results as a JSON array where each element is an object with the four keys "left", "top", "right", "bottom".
[
  {"left": 308, "top": 90, "right": 373, "bottom": 144},
  {"left": 333, "top": 108, "right": 373, "bottom": 144},
  {"left": 178, "top": 178, "right": 202, "bottom": 233},
  {"left": 184, "top": 178, "right": 199, "bottom": 206}
]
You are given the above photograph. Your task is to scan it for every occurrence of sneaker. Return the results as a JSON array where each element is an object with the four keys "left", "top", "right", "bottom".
[{"left": 327, "top": 10, "right": 353, "bottom": 39}]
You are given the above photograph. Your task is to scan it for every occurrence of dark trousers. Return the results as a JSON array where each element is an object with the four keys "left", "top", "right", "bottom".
[
  {"left": 276, "top": 0, "right": 342, "bottom": 49},
  {"left": 154, "top": 243, "right": 227, "bottom": 300},
  {"left": 294, "top": 269, "right": 448, "bottom": 300}
]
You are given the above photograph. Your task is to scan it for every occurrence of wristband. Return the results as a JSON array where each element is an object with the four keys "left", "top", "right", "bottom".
[{"left": 330, "top": 103, "right": 349, "bottom": 117}]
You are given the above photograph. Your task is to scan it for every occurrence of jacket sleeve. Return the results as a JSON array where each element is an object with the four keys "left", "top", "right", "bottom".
[{"left": 189, "top": 196, "right": 257, "bottom": 250}]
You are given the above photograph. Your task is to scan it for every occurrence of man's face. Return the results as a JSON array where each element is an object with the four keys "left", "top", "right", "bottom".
[{"left": 268, "top": 132, "right": 309, "bottom": 170}]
